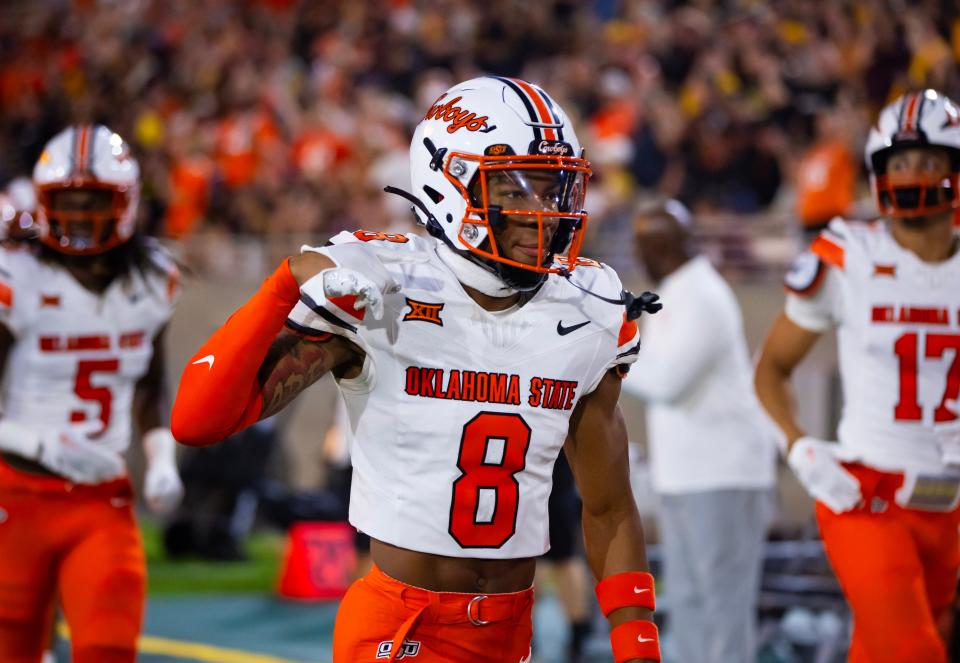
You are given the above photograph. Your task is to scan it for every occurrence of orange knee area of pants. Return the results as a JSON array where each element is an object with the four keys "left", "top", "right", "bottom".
[
  {"left": 334, "top": 565, "right": 534, "bottom": 662},
  {"left": 71, "top": 646, "right": 138, "bottom": 663},
  {"left": 815, "top": 473, "right": 959, "bottom": 663},
  {"left": 0, "top": 484, "right": 145, "bottom": 655},
  {"left": 0, "top": 619, "right": 48, "bottom": 660}
]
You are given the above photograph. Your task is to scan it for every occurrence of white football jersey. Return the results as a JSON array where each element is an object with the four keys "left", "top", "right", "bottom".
[
  {"left": 785, "top": 218, "right": 960, "bottom": 474},
  {"left": 288, "top": 231, "right": 640, "bottom": 559},
  {"left": 0, "top": 244, "right": 179, "bottom": 456}
]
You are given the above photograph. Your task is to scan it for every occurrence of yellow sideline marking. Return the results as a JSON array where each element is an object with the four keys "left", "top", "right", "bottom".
[
  {"left": 57, "top": 623, "right": 311, "bottom": 663},
  {"left": 137, "top": 635, "right": 305, "bottom": 663}
]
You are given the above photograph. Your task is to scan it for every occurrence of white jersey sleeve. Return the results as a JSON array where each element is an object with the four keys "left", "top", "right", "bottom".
[
  {"left": 785, "top": 267, "right": 843, "bottom": 332},
  {"left": 783, "top": 221, "right": 847, "bottom": 332},
  {"left": 566, "top": 260, "right": 641, "bottom": 394},
  {"left": 142, "top": 239, "right": 183, "bottom": 316},
  {"left": 0, "top": 246, "right": 41, "bottom": 336},
  {"left": 286, "top": 230, "right": 429, "bottom": 350}
]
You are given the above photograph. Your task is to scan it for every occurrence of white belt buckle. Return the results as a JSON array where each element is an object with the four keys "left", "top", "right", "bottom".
[{"left": 895, "top": 470, "right": 960, "bottom": 512}]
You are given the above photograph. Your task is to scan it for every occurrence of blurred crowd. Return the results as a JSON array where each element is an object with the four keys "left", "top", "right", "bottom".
[{"left": 1, "top": 0, "right": 959, "bottom": 255}]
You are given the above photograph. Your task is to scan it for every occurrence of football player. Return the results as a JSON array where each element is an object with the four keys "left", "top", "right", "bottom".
[
  {"left": 755, "top": 89, "right": 960, "bottom": 663},
  {"left": 0, "top": 125, "right": 183, "bottom": 663},
  {"left": 173, "top": 77, "right": 661, "bottom": 663}
]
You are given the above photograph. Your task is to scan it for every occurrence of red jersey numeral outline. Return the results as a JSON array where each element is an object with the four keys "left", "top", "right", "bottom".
[
  {"left": 893, "top": 332, "right": 960, "bottom": 422},
  {"left": 70, "top": 358, "right": 119, "bottom": 434},
  {"left": 448, "top": 411, "right": 531, "bottom": 548},
  {"left": 352, "top": 230, "right": 409, "bottom": 243}
]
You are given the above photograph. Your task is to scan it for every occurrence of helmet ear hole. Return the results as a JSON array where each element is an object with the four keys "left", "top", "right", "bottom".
[{"left": 422, "top": 186, "right": 444, "bottom": 204}]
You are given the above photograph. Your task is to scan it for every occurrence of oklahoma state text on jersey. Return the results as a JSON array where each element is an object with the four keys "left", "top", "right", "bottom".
[
  {"left": 287, "top": 231, "right": 640, "bottom": 558},
  {"left": 404, "top": 366, "right": 578, "bottom": 411}
]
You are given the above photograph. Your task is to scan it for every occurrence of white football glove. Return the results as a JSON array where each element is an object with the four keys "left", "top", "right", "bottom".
[
  {"left": 787, "top": 436, "right": 862, "bottom": 514},
  {"left": 300, "top": 242, "right": 428, "bottom": 322},
  {"left": 143, "top": 428, "right": 184, "bottom": 515},
  {"left": 320, "top": 268, "right": 394, "bottom": 321},
  {"left": 0, "top": 419, "right": 126, "bottom": 484}
]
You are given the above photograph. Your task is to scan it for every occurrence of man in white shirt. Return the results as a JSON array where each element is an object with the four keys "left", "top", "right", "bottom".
[{"left": 622, "top": 200, "right": 777, "bottom": 663}]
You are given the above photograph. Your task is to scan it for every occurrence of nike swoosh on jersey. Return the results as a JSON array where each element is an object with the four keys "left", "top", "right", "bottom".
[
  {"left": 556, "top": 320, "right": 590, "bottom": 335},
  {"left": 192, "top": 355, "right": 215, "bottom": 369}
]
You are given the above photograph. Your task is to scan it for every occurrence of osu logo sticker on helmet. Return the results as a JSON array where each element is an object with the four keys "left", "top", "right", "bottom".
[{"left": 485, "top": 143, "right": 511, "bottom": 156}]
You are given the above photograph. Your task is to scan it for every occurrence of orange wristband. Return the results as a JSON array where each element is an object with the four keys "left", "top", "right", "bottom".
[
  {"left": 610, "top": 620, "right": 661, "bottom": 662},
  {"left": 595, "top": 571, "right": 656, "bottom": 616}
]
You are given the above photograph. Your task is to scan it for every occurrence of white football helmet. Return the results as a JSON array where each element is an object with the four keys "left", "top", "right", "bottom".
[
  {"left": 401, "top": 77, "right": 591, "bottom": 290},
  {"left": 33, "top": 124, "right": 140, "bottom": 255},
  {"left": 865, "top": 89, "right": 960, "bottom": 217}
]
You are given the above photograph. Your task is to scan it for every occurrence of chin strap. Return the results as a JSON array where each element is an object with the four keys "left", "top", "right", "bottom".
[
  {"left": 558, "top": 268, "right": 662, "bottom": 321},
  {"left": 384, "top": 185, "right": 440, "bottom": 228},
  {"left": 384, "top": 184, "right": 662, "bottom": 319},
  {"left": 385, "top": 184, "right": 521, "bottom": 298},
  {"left": 435, "top": 242, "right": 519, "bottom": 298}
]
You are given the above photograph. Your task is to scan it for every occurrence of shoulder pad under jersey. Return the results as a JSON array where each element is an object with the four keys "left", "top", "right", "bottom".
[
  {"left": 557, "top": 259, "right": 641, "bottom": 366},
  {"left": 143, "top": 238, "right": 182, "bottom": 305}
]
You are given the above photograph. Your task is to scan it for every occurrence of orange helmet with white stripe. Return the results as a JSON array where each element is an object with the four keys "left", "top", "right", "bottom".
[
  {"left": 402, "top": 77, "right": 591, "bottom": 291},
  {"left": 33, "top": 124, "right": 140, "bottom": 255},
  {"left": 865, "top": 89, "right": 960, "bottom": 218}
]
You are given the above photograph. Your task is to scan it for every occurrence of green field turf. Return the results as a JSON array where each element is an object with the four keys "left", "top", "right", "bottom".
[{"left": 142, "top": 521, "right": 286, "bottom": 595}]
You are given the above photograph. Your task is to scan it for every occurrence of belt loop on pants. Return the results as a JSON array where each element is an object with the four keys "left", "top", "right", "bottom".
[
  {"left": 467, "top": 595, "right": 490, "bottom": 626},
  {"left": 388, "top": 604, "right": 428, "bottom": 663}
]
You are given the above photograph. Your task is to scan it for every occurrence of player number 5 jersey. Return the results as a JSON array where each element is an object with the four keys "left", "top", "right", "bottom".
[{"left": 0, "top": 245, "right": 179, "bottom": 455}]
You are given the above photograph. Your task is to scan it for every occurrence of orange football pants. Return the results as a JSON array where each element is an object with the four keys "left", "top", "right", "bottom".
[
  {"left": 816, "top": 463, "right": 960, "bottom": 663},
  {"left": 333, "top": 564, "right": 534, "bottom": 662},
  {"left": 0, "top": 459, "right": 145, "bottom": 663}
]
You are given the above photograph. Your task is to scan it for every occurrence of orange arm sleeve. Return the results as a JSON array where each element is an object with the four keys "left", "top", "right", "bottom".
[{"left": 171, "top": 259, "right": 301, "bottom": 446}]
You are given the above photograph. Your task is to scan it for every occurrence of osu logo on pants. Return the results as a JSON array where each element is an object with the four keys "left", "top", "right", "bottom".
[{"left": 377, "top": 639, "right": 421, "bottom": 659}]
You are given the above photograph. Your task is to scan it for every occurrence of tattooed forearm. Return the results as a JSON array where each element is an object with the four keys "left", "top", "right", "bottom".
[{"left": 256, "top": 330, "right": 343, "bottom": 419}]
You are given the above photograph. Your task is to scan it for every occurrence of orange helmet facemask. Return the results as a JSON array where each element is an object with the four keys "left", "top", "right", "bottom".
[
  {"left": 446, "top": 153, "right": 591, "bottom": 289},
  {"left": 35, "top": 179, "right": 135, "bottom": 255},
  {"left": 872, "top": 170, "right": 960, "bottom": 218}
]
